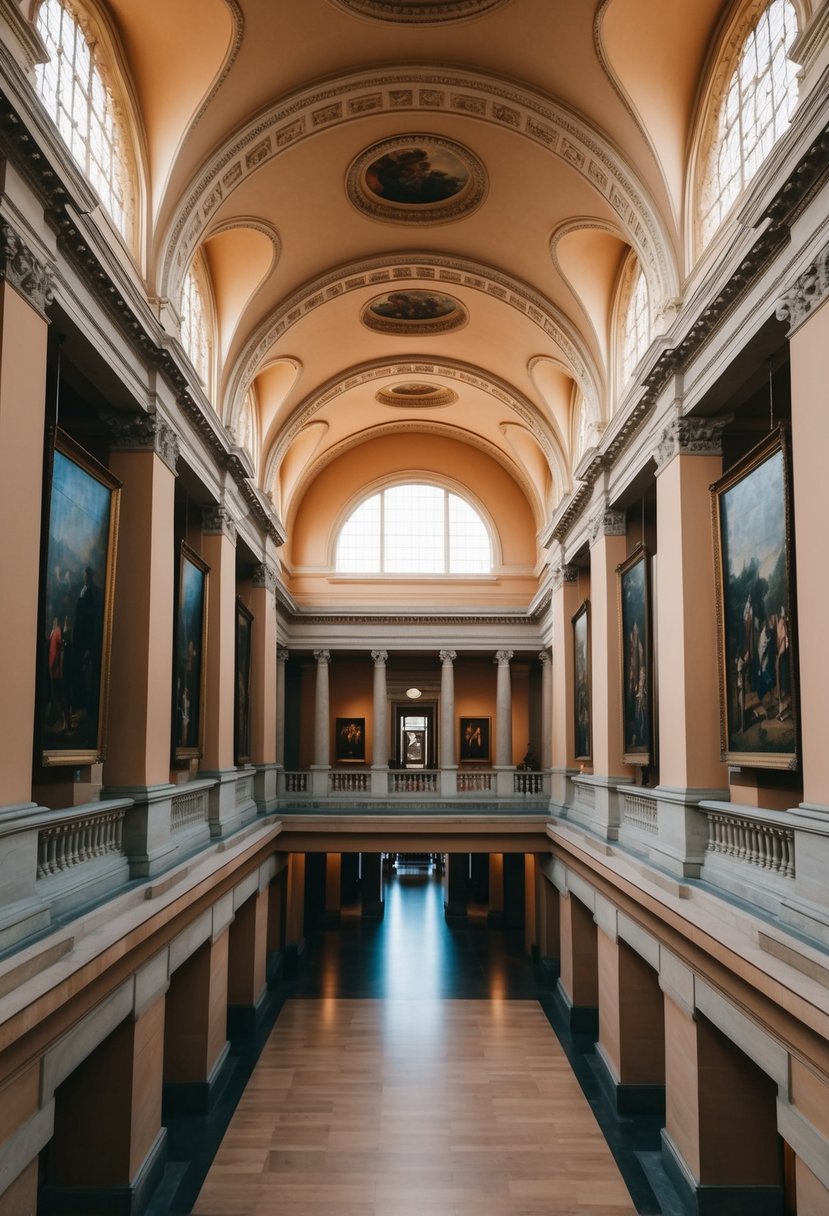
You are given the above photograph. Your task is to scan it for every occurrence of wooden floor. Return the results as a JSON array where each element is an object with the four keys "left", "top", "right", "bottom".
[{"left": 193, "top": 997, "right": 636, "bottom": 1216}]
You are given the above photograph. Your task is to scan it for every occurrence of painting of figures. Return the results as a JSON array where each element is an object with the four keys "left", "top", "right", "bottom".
[
  {"left": 618, "top": 547, "right": 652, "bottom": 766},
  {"left": 39, "top": 432, "right": 120, "bottom": 765},
  {"left": 173, "top": 544, "right": 208, "bottom": 760},
  {"left": 235, "top": 601, "right": 252, "bottom": 765},
  {"left": 712, "top": 427, "right": 798, "bottom": 769},
  {"left": 573, "top": 602, "right": 591, "bottom": 762}
]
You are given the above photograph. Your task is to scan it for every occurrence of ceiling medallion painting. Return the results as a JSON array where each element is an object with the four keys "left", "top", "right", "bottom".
[
  {"left": 376, "top": 382, "right": 459, "bottom": 407},
  {"left": 361, "top": 290, "right": 468, "bottom": 335},
  {"left": 329, "top": 0, "right": 511, "bottom": 24},
  {"left": 348, "top": 135, "right": 487, "bottom": 225}
]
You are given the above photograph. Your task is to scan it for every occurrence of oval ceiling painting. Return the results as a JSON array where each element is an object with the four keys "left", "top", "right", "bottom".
[
  {"left": 376, "top": 382, "right": 459, "bottom": 407},
  {"left": 348, "top": 136, "right": 486, "bottom": 224},
  {"left": 361, "top": 290, "right": 468, "bottom": 335},
  {"left": 330, "top": 0, "right": 511, "bottom": 24}
]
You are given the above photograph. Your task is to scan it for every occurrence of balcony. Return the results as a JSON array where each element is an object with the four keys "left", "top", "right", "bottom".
[{"left": 277, "top": 766, "right": 550, "bottom": 811}]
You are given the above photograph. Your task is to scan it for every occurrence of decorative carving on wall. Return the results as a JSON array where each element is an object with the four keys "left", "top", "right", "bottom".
[
  {"left": 375, "top": 382, "right": 458, "bottom": 407},
  {"left": 775, "top": 238, "right": 829, "bottom": 333},
  {"left": 589, "top": 505, "right": 626, "bottom": 545},
  {"left": 551, "top": 563, "right": 579, "bottom": 592},
  {"left": 252, "top": 562, "right": 278, "bottom": 593},
  {"left": 0, "top": 219, "right": 54, "bottom": 315},
  {"left": 653, "top": 415, "right": 730, "bottom": 473},
  {"left": 202, "top": 503, "right": 238, "bottom": 543},
  {"left": 347, "top": 134, "right": 487, "bottom": 224},
  {"left": 104, "top": 411, "right": 180, "bottom": 473}
]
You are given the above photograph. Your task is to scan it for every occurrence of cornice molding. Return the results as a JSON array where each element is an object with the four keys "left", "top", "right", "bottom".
[
  {"left": 0, "top": 218, "right": 54, "bottom": 316},
  {"left": 104, "top": 411, "right": 180, "bottom": 474},
  {"left": 775, "top": 237, "right": 829, "bottom": 334},
  {"left": 0, "top": 0, "right": 48, "bottom": 75},
  {"left": 653, "top": 414, "right": 730, "bottom": 474}
]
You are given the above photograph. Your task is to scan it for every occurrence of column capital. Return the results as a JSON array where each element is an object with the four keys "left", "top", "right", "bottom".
[
  {"left": 277, "top": 647, "right": 290, "bottom": 664},
  {"left": 314, "top": 649, "right": 331, "bottom": 665},
  {"left": 202, "top": 503, "right": 237, "bottom": 544},
  {"left": 439, "top": 649, "right": 457, "bottom": 664},
  {"left": 105, "top": 411, "right": 180, "bottom": 474},
  {"left": 653, "top": 414, "right": 729, "bottom": 474},
  {"left": 371, "top": 649, "right": 388, "bottom": 665},
  {"left": 0, "top": 219, "right": 54, "bottom": 317},
  {"left": 494, "top": 649, "right": 513, "bottom": 665},
  {"left": 589, "top": 506, "right": 626, "bottom": 546},
  {"left": 251, "top": 562, "right": 277, "bottom": 594},
  {"left": 538, "top": 649, "right": 550, "bottom": 666},
  {"left": 775, "top": 238, "right": 829, "bottom": 334},
  {"left": 552, "top": 563, "right": 579, "bottom": 592}
]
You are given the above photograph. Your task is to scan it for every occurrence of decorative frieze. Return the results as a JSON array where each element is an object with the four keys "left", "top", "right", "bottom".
[
  {"left": 104, "top": 412, "right": 180, "bottom": 473},
  {"left": 0, "top": 219, "right": 54, "bottom": 316},
  {"left": 202, "top": 504, "right": 238, "bottom": 543},
  {"left": 589, "top": 506, "right": 626, "bottom": 546},
  {"left": 776, "top": 240, "right": 829, "bottom": 334},
  {"left": 251, "top": 562, "right": 278, "bottom": 594},
  {"left": 653, "top": 415, "right": 729, "bottom": 474}
]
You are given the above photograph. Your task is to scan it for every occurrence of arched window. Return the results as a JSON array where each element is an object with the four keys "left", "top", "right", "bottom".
[
  {"left": 574, "top": 398, "right": 590, "bottom": 463},
  {"left": 699, "top": 0, "right": 799, "bottom": 249},
  {"left": 235, "top": 389, "right": 257, "bottom": 465},
  {"left": 335, "top": 483, "right": 492, "bottom": 574},
  {"left": 34, "top": 0, "right": 134, "bottom": 244},
  {"left": 180, "top": 256, "right": 212, "bottom": 392},
  {"left": 619, "top": 258, "right": 650, "bottom": 388}
]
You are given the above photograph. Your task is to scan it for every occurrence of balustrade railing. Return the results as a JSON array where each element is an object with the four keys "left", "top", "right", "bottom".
[
  {"left": 37, "top": 806, "right": 126, "bottom": 880},
  {"left": 283, "top": 771, "right": 309, "bottom": 794},
  {"left": 704, "top": 809, "right": 795, "bottom": 879},
  {"left": 331, "top": 770, "right": 370, "bottom": 794},
  {"left": 390, "top": 771, "right": 439, "bottom": 794},
  {"left": 170, "top": 787, "right": 210, "bottom": 834},
  {"left": 619, "top": 791, "right": 658, "bottom": 835},
  {"left": 514, "top": 771, "right": 543, "bottom": 795},
  {"left": 457, "top": 770, "right": 493, "bottom": 793}
]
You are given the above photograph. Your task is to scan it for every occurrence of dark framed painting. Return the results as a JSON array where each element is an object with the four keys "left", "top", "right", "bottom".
[
  {"left": 460, "top": 716, "right": 490, "bottom": 763},
  {"left": 573, "top": 601, "right": 591, "bottom": 762},
  {"left": 404, "top": 728, "right": 426, "bottom": 767},
  {"left": 173, "top": 543, "right": 209, "bottom": 760},
  {"left": 38, "top": 431, "right": 121, "bottom": 765},
  {"left": 618, "top": 546, "right": 653, "bottom": 766},
  {"left": 711, "top": 425, "right": 798, "bottom": 770},
  {"left": 234, "top": 600, "right": 253, "bottom": 765},
  {"left": 336, "top": 717, "right": 366, "bottom": 763}
]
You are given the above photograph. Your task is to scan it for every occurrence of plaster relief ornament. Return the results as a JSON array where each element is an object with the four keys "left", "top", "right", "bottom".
[
  {"left": 362, "top": 289, "right": 468, "bottom": 335},
  {"left": 375, "top": 382, "right": 458, "bottom": 407},
  {"left": 329, "top": 0, "right": 511, "bottom": 23},
  {"left": 348, "top": 135, "right": 487, "bottom": 224}
]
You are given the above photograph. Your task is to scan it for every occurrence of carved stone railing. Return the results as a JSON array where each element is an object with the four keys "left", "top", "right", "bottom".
[
  {"left": 235, "top": 773, "right": 254, "bottom": 805},
  {"left": 574, "top": 781, "right": 596, "bottom": 811},
  {"left": 619, "top": 790, "right": 658, "bottom": 836},
  {"left": 37, "top": 805, "right": 126, "bottom": 880},
  {"left": 457, "top": 770, "right": 493, "bottom": 793},
  {"left": 390, "top": 771, "right": 439, "bottom": 795},
  {"left": 282, "top": 771, "right": 309, "bottom": 794},
  {"left": 170, "top": 785, "right": 210, "bottom": 835},
  {"left": 704, "top": 809, "right": 795, "bottom": 879},
  {"left": 330, "top": 770, "right": 370, "bottom": 794},
  {"left": 514, "top": 772, "right": 543, "bottom": 795}
]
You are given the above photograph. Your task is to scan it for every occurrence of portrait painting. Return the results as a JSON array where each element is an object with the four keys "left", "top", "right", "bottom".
[
  {"left": 173, "top": 543, "right": 209, "bottom": 760},
  {"left": 336, "top": 716, "right": 366, "bottom": 763},
  {"left": 573, "top": 601, "right": 591, "bottom": 762},
  {"left": 38, "top": 431, "right": 121, "bottom": 765},
  {"left": 364, "top": 142, "right": 469, "bottom": 205},
  {"left": 712, "top": 426, "right": 798, "bottom": 769},
  {"left": 460, "top": 716, "right": 490, "bottom": 763},
  {"left": 234, "top": 600, "right": 253, "bottom": 765},
  {"left": 618, "top": 547, "right": 652, "bottom": 766}
]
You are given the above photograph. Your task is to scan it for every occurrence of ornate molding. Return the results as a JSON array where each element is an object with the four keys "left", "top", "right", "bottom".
[
  {"left": 104, "top": 411, "right": 180, "bottom": 473},
  {"left": 347, "top": 133, "right": 487, "bottom": 225},
  {"left": 653, "top": 415, "right": 730, "bottom": 474},
  {"left": 202, "top": 504, "right": 238, "bottom": 543},
  {"left": 551, "top": 563, "right": 579, "bottom": 592},
  {"left": 439, "top": 649, "right": 457, "bottom": 663},
  {"left": 0, "top": 219, "right": 54, "bottom": 316},
  {"left": 328, "top": 0, "right": 511, "bottom": 22},
  {"left": 775, "top": 239, "right": 829, "bottom": 334},
  {"left": 251, "top": 562, "right": 278, "bottom": 594},
  {"left": 494, "top": 649, "right": 514, "bottom": 664},
  {"left": 589, "top": 506, "right": 626, "bottom": 545},
  {"left": 371, "top": 649, "right": 389, "bottom": 663}
]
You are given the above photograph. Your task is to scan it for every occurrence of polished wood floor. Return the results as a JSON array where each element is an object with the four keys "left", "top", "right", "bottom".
[{"left": 192, "top": 875, "right": 636, "bottom": 1216}]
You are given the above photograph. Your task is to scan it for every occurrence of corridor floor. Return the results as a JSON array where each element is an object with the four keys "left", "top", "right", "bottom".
[{"left": 191, "top": 866, "right": 638, "bottom": 1216}]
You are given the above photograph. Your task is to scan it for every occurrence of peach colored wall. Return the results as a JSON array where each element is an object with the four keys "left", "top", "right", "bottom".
[
  {"left": 0, "top": 283, "right": 48, "bottom": 805},
  {"left": 129, "top": 995, "right": 165, "bottom": 1177},
  {"left": 552, "top": 576, "right": 585, "bottom": 770},
  {"left": 240, "top": 580, "right": 277, "bottom": 765},
  {"left": 795, "top": 1159, "right": 829, "bottom": 1216},
  {"left": 287, "top": 432, "right": 537, "bottom": 572},
  {"left": 790, "top": 301, "right": 829, "bottom": 807},
  {"left": 664, "top": 994, "right": 701, "bottom": 1178},
  {"left": 597, "top": 928, "right": 622, "bottom": 1077}
]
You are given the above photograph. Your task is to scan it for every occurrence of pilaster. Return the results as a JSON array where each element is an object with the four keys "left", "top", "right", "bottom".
[
  {"left": 249, "top": 562, "right": 278, "bottom": 814},
  {"left": 550, "top": 563, "right": 581, "bottom": 806}
]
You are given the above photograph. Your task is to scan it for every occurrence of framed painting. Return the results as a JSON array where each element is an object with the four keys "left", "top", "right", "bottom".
[
  {"left": 38, "top": 431, "right": 121, "bottom": 765},
  {"left": 460, "top": 716, "right": 490, "bottom": 763},
  {"left": 618, "top": 546, "right": 653, "bottom": 766},
  {"left": 336, "top": 717, "right": 366, "bottom": 763},
  {"left": 573, "top": 601, "right": 591, "bottom": 762},
  {"left": 711, "top": 425, "right": 798, "bottom": 770},
  {"left": 404, "top": 728, "right": 425, "bottom": 768},
  {"left": 173, "top": 543, "right": 209, "bottom": 760},
  {"left": 234, "top": 600, "right": 253, "bottom": 765}
]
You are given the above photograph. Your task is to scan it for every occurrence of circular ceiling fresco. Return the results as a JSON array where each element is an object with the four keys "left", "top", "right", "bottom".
[
  {"left": 361, "top": 290, "right": 468, "bottom": 335},
  {"left": 348, "top": 135, "right": 487, "bottom": 224},
  {"left": 376, "top": 382, "right": 459, "bottom": 407},
  {"left": 330, "top": 0, "right": 511, "bottom": 24}
]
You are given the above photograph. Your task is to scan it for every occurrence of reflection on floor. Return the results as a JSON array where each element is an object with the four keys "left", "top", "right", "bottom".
[{"left": 150, "top": 866, "right": 686, "bottom": 1215}]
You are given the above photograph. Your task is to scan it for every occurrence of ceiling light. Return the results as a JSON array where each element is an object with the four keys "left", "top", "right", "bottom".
[{"left": 406, "top": 687, "right": 422, "bottom": 699}]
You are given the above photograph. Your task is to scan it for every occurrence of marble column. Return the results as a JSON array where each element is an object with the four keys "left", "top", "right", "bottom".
[
  {"left": 371, "top": 650, "right": 389, "bottom": 768},
  {"left": 539, "top": 649, "right": 552, "bottom": 770},
  {"left": 439, "top": 649, "right": 457, "bottom": 796},
  {"left": 312, "top": 650, "right": 331, "bottom": 795},
  {"left": 494, "top": 650, "right": 514, "bottom": 793},
  {"left": 550, "top": 563, "right": 581, "bottom": 806},
  {"left": 276, "top": 647, "right": 289, "bottom": 769},
  {"left": 249, "top": 563, "right": 278, "bottom": 814}
]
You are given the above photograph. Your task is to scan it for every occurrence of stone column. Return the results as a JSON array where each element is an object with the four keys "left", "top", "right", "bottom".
[
  {"left": 494, "top": 649, "right": 514, "bottom": 794},
  {"left": 311, "top": 649, "right": 331, "bottom": 796},
  {"left": 202, "top": 504, "right": 253, "bottom": 834},
  {"left": 276, "top": 646, "right": 289, "bottom": 769},
  {"left": 105, "top": 415, "right": 179, "bottom": 877},
  {"left": 439, "top": 648, "right": 457, "bottom": 796},
  {"left": 370, "top": 649, "right": 389, "bottom": 796},
  {"left": 539, "top": 649, "right": 552, "bottom": 771},
  {"left": 0, "top": 222, "right": 52, "bottom": 812},
  {"left": 581, "top": 504, "right": 633, "bottom": 836},
  {"left": 651, "top": 411, "right": 729, "bottom": 875},
  {"left": 250, "top": 563, "right": 278, "bottom": 814},
  {"left": 550, "top": 563, "right": 581, "bottom": 806}
]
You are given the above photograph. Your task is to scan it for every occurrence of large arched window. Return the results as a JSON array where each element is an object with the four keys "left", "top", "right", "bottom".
[
  {"left": 618, "top": 257, "right": 650, "bottom": 389},
  {"left": 180, "top": 256, "right": 213, "bottom": 392},
  {"left": 698, "top": 0, "right": 799, "bottom": 249},
  {"left": 34, "top": 0, "right": 135, "bottom": 245},
  {"left": 335, "top": 483, "right": 492, "bottom": 574}
]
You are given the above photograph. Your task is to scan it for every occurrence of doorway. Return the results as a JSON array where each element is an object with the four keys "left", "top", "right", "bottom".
[{"left": 394, "top": 702, "right": 435, "bottom": 768}]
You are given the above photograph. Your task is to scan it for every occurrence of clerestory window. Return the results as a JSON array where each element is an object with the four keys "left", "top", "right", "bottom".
[
  {"left": 35, "top": 0, "right": 134, "bottom": 245},
  {"left": 619, "top": 258, "right": 650, "bottom": 389},
  {"left": 335, "top": 483, "right": 492, "bottom": 574},
  {"left": 179, "top": 257, "right": 212, "bottom": 392},
  {"left": 698, "top": 0, "right": 799, "bottom": 249}
]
